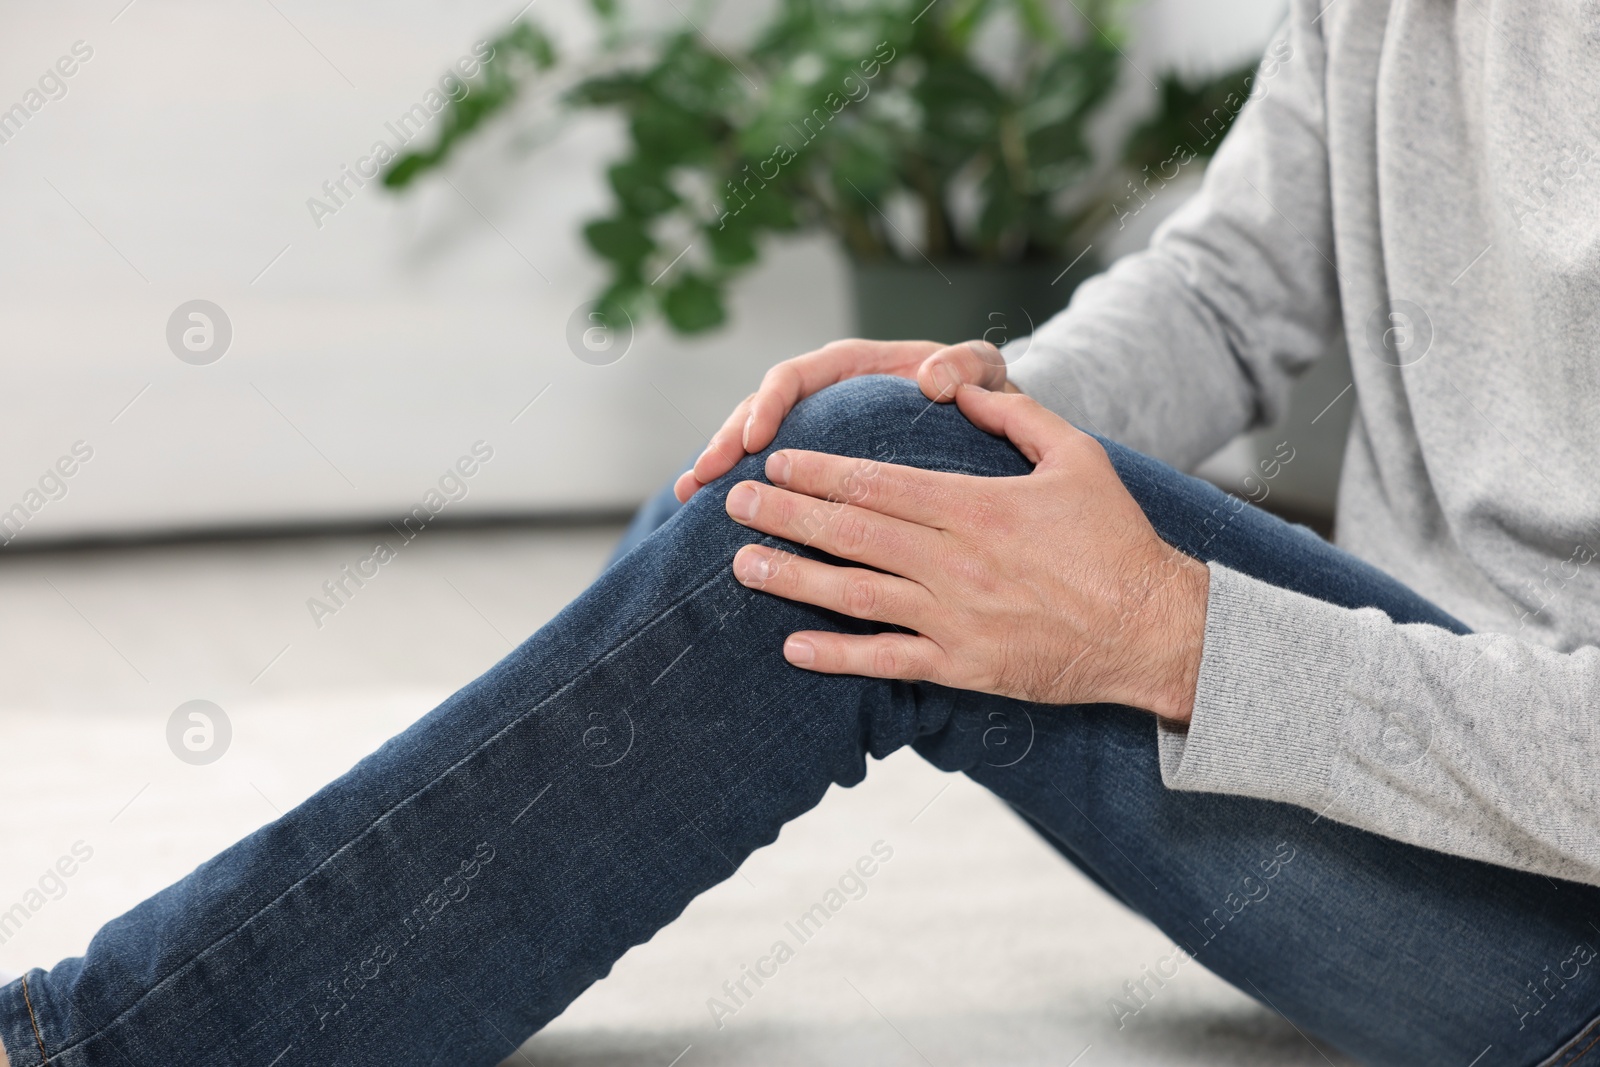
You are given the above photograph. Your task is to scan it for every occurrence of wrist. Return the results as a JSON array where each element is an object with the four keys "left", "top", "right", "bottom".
[{"left": 1123, "top": 550, "right": 1209, "bottom": 723}]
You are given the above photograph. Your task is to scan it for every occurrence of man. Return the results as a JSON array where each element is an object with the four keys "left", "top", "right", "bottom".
[{"left": 4, "top": 2, "right": 1598, "bottom": 1064}]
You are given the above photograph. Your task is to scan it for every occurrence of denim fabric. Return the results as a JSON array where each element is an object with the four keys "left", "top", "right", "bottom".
[{"left": 4, "top": 376, "right": 1598, "bottom": 1067}]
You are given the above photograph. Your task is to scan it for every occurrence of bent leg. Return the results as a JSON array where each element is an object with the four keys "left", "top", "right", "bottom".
[
  {"left": 0, "top": 378, "right": 1069, "bottom": 1067},
  {"left": 610, "top": 379, "right": 1600, "bottom": 1066},
  {"left": 5, "top": 377, "right": 1596, "bottom": 1067}
]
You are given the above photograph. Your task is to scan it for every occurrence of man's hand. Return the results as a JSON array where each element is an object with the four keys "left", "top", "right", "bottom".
[
  {"left": 675, "top": 338, "right": 1014, "bottom": 503},
  {"left": 722, "top": 385, "right": 1210, "bottom": 723}
]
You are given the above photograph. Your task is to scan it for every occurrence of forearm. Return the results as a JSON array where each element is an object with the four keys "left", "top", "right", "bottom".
[
  {"left": 1083, "top": 434, "right": 1600, "bottom": 886},
  {"left": 1162, "top": 564, "right": 1600, "bottom": 887}
]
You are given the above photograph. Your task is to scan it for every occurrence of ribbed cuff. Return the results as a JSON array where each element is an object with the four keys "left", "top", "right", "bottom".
[{"left": 1156, "top": 562, "right": 1362, "bottom": 808}]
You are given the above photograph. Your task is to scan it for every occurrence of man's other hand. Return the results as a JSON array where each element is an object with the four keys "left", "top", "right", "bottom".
[
  {"left": 675, "top": 338, "right": 1015, "bottom": 503},
  {"left": 722, "top": 385, "right": 1210, "bottom": 724}
]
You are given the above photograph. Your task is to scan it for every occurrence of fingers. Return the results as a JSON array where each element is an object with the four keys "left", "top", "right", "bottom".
[
  {"left": 916, "top": 340, "right": 1008, "bottom": 403},
  {"left": 733, "top": 544, "right": 930, "bottom": 627},
  {"left": 782, "top": 629, "right": 948, "bottom": 683},
  {"left": 953, "top": 384, "right": 1081, "bottom": 466},
  {"left": 763, "top": 449, "right": 957, "bottom": 528},
  {"left": 741, "top": 359, "right": 808, "bottom": 458},
  {"left": 672, "top": 468, "right": 701, "bottom": 504},
  {"left": 730, "top": 535, "right": 948, "bottom": 683},
  {"left": 682, "top": 340, "right": 944, "bottom": 501},
  {"left": 682, "top": 393, "right": 757, "bottom": 501},
  {"left": 686, "top": 346, "right": 868, "bottom": 496},
  {"left": 724, "top": 479, "right": 939, "bottom": 571}
]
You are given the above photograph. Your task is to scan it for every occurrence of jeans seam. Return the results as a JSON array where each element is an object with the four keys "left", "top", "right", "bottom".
[
  {"left": 40, "top": 451, "right": 1002, "bottom": 1059},
  {"left": 34, "top": 554, "right": 739, "bottom": 1062},
  {"left": 20, "top": 977, "right": 50, "bottom": 1067},
  {"left": 1539, "top": 1010, "right": 1600, "bottom": 1066}
]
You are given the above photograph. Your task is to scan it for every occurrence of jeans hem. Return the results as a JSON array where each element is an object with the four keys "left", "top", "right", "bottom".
[
  {"left": 0, "top": 974, "right": 49, "bottom": 1067},
  {"left": 1538, "top": 1010, "right": 1600, "bottom": 1066}
]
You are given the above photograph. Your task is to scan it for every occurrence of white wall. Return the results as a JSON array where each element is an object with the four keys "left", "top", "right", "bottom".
[{"left": 0, "top": 0, "right": 1288, "bottom": 543}]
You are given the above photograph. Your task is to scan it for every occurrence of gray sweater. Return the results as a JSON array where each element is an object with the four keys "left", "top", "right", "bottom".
[{"left": 1008, "top": 0, "right": 1600, "bottom": 886}]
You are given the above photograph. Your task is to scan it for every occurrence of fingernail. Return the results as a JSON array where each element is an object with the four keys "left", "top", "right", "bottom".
[
  {"left": 734, "top": 548, "right": 774, "bottom": 584},
  {"left": 784, "top": 636, "right": 815, "bottom": 666},
  {"left": 930, "top": 360, "right": 957, "bottom": 398},
  {"left": 725, "top": 483, "right": 759, "bottom": 523},
  {"left": 766, "top": 451, "right": 791, "bottom": 485},
  {"left": 743, "top": 412, "right": 756, "bottom": 450}
]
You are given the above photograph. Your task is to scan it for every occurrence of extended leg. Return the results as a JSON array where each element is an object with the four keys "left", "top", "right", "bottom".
[
  {"left": 0, "top": 378, "right": 1076, "bottom": 1067},
  {"left": 4, "top": 378, "right": 1597, "bottom": 1067}
]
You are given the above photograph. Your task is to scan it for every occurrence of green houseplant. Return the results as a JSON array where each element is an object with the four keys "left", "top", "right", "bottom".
[{"left": 383, "top": 0, "right": 1253, "bottom": 339}]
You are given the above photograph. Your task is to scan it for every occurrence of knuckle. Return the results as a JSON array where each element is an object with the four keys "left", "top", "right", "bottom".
[
  {"left": 919, "top": 478, "right": 953, "bottom": 514},
  {"left": 797, "top": 452, "right": 830, "bottom": 489},
  {"left": 946, "top": 549, "right": 991, "bottom": 591},
  {"left": 832, "top": 512, "right": 874, "bottom": 557},
  {"left": 761, "top": 489, "right": 793, "bottom": 527},
  {"left": 963, "top": 487, "right": 1001, "bottom": 528},
  {"left": 766, "top": 364, "right": 799, "bottom": 392},
  {"left": 840, "top": 463, "right": 876, "bottom": 505},
  {"left": 958, "top": 339, "right": 998, "bottom": 369},
  {"left": 795, "top": 509, "right": 827, "bottom": 546},
  {"left": 1064, "top": 429, "right": 1108, "bottom": 466},
  {"left": 872, "top": 642, "right": 902, "bottom": 678},
  {"left": 842, "top": 575, "right": 881, "bottom": 618}
]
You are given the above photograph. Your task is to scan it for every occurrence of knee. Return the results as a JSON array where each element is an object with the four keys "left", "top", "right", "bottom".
[{"left": 768, "top": 375, "right": 1032, "bottom": 479}]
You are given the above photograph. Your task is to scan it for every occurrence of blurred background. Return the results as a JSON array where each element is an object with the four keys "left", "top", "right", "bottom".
[
  {"left": 0, "top": 0, "right": 1344, "bottom": 542},
  {"left": 0, "top": 2, "right": 1354, "bottom": 1063}
]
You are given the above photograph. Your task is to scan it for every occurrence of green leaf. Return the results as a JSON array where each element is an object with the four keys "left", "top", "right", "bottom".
[
  {"left": 1121, "top": 63, "right": 1255, "bottom": 172},
  {"left": 380, "top": 0, "right": 1169, "bottom": 331},
  {"left": 662, "top": 273, "right": 726, "bottom": 332},
  {"left": 568, "top": 73, "right": 648, "bottom": 106},
  {"left": 631, "top": 101, "right": 719, "bottom": 165},
  {"left": 975, "top": 168, "right": 1026, "bottom": 244},
  {"left": 916, "top": 58, "right": 1004, "bottom": 159},
  {"left": 944, "top": 0, "right": 998, "bottom": 46},
  {"left": 706, "top": 219, "right": 759, "bottom": 265},
  {"left": 831, "top": 126, "right": 896, "bottom": 195},
  {"left": 597, "top": 275, "right": 645, "bottom": 322},
  {"left": 737, "top": 180, "right": 799, "bottom": 229},
  {"left": 381, "top": 20, "right": 554, "bottom": 188},
  {"left": 382, "top": 152, "right": 431, "bottom": 190},
  {"left": 608, "top": 160, "right": 680, "bottom": 217},
  {"left": 500, "top": 22, "right": 556, "bottom": 68},
  {"left": 653, "top": 34, "right": 744, "bottom": 113},
  {"left": 584, "top": 217, "right": 655, "bottom": 265}
]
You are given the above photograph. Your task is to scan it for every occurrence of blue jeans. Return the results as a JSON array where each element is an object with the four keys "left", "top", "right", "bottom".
[{"left": 4, "top": 377, "right": 1598, "bottom": 1067}]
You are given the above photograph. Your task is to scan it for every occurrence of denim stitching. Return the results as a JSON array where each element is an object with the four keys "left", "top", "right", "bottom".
[
  {"left": 20, "top": 977, "right": 50, "bottom": 1066},
  {"left": 1559, "top": 1020, "right": 1600, "bottom": 1065},
  {"left": 1538, "top": 1011, "right": 1600, "bottom": 1066},
  {"left": 35, "top": 557, "right": 737, "bottom": 1060},
  {"left": 31, "top": 451, "right": 1009, "bottom": 1058}
]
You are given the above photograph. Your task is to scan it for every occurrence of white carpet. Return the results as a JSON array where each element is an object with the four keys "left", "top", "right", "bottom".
[{"left": 0, "top": 526, "right": 1348, "bottom": 1065}]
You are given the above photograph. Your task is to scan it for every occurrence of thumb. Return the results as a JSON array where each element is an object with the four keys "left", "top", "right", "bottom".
[
  {"left": 953, "top": 385, "right": 1074, "bottom": 466},
  {"left": 917, "top": 340, "right": 1008, "bottom": 402}
]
